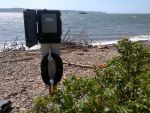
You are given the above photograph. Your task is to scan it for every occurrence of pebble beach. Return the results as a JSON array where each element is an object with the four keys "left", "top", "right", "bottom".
[
  {"left": 0, "top": 41, "right": 149, "bottom": 113},
  {"left": 0, "top": 41, "right": 150, "bottom": 113}
]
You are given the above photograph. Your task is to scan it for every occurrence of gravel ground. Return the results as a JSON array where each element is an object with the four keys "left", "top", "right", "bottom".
[{"left": 0, "top": 46, "right": 119, "bottom": 113}]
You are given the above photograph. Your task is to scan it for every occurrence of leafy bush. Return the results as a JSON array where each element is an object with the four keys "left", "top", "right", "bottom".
[{"left": 27, "top": 39, "right": 150, "bottom": 113}]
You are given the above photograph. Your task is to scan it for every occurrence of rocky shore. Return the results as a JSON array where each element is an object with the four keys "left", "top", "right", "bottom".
[{"left": 0, "top": 41, "right": 149, "bottom": 113}]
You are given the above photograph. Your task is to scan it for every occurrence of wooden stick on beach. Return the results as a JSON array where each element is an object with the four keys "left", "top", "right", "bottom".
[{"left": 49, "top": 85, "right": 57, "bottom": 96}]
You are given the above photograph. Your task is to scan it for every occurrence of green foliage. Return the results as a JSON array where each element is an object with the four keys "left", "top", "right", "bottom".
[{"left": 27, "top": 39, "right": 150, "bottom": 113}]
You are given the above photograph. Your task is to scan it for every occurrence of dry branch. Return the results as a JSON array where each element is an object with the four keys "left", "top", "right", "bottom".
[
  {"left": 1, "top": 57, "right": 34, "bottom": 63},
  {"left": 63, "top": 61, "right": 93, "bottom": 68},
  {"left": 61, "top": 28, "right": 92, "bottom": 49},
  {"left": 4, "top": 86, "right": 27, "bottom": 99}
]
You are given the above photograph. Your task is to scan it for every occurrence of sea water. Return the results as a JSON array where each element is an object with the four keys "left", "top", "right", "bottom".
[{"left": 0, "top": 12, "right": 150, "bottom": 50}]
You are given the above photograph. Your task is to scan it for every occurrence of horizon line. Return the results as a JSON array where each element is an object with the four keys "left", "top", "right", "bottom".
[{"left": 0, "top": 7, "right": 150, "bottom": 14}]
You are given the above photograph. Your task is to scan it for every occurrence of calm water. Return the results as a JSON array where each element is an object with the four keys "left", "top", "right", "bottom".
[{"left": 0, "top": 12, "right": 150, "bottom": 44}]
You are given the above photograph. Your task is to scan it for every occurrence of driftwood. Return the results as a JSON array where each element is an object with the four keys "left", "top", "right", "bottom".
[
  {"left": 4, "top": 86, "right": 27, "bottom": 99},
  {"left": 1, "top": 57, "right": 34, "bottom": 63},
  {"left": 63, "top": 61, "right": 93, "bottom": 68}
]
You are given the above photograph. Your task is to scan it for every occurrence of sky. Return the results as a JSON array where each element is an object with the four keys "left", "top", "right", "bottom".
[{"left": 0, "top": 0, "right": 150, "bottom": 13}]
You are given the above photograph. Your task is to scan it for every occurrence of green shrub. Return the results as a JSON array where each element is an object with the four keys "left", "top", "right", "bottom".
[{"left": 27, "top": 39, "right": 150, "bottom": 113}]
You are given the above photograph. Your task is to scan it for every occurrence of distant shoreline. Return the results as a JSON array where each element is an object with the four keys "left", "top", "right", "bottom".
[
  {"left": 0, "top": 8, "right": 106, "bottom": 14},
  {"left": 0, "top": 8, "right": 24, "bottom": 12}
]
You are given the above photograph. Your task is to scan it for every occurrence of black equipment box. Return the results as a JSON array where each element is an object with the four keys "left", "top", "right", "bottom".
[
  {"left": 37, "top": 10, "right": 62, "bottom": 43},
  {"left": 23, "top": 9, "right": 62, "bottom": 48},
  {"left": 23, "top": 9, "right": 38, "bottom": 48}
]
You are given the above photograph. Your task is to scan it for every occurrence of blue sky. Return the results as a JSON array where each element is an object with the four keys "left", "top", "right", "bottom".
[{"left": 0, "top": 0, "right": 150, "bottom": 13}]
